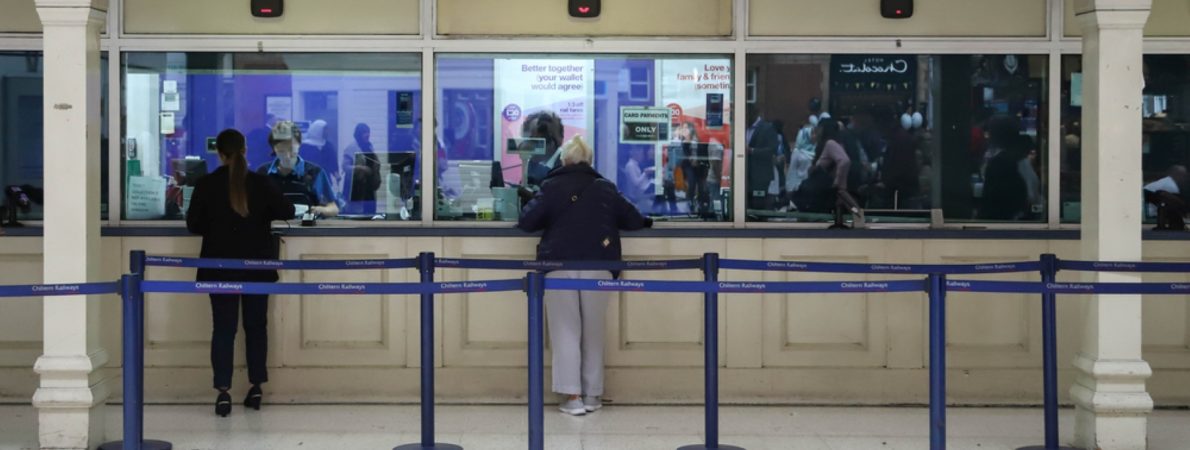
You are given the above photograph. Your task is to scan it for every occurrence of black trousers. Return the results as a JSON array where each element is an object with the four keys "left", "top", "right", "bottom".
[{"left": 210, "top": 294, "right": 269, "bottom": 389}]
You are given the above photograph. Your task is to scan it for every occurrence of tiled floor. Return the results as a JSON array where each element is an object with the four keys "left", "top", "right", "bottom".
[{"left": 3, "top": 404, "right": 1189, "bottom": 449}]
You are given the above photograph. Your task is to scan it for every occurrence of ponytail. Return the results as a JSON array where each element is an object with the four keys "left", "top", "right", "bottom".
[{"left": 216, "top": 129, "right": 250, "bottom": 217}]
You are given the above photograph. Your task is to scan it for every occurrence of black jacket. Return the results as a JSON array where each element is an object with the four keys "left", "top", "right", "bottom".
[
  {"left": 186, "top": 166, "right": 295, "bottom": 282},
  {"left": 517, "top": 163, "right": 651, "bottom": 262}
]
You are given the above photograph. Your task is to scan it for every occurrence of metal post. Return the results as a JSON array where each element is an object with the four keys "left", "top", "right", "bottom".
[
  {"left": 396, "top": 252, "right": 461, "bottom": 450},
  {"left": 679, "top": 253, "right": 743, "bottom": 450},
  {"left": 1018, "top": 254, "right": 1074, "bottom": 450},
  {"left": 928, "top": 273, "right": 947, "bottom": 450},
  {"left": 526, "top": 272, "right": 546, "bottom": 450},
  {"left": 97, "top": 270, "right": 171, "bottom": 450}
]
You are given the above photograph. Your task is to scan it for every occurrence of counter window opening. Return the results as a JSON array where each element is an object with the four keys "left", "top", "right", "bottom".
[
  {"left": 0, "top": 51, "right": 110, "bottom": 224},
  {"left": 1060, "top": 54, "right": 1190, "bottom": 229},
  {"left": 434, "top": 54, "right": 735, "bottom": 223},
  {"left": 745, "top": 54, "right": 1049, "bottom": 226},
  {"left": 120, "top": 52, "right": 423, "bottom": 222}
]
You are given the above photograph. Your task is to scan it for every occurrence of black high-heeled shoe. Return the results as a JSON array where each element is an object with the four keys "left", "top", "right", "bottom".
[
  {"left": 244, "top": 385, "right": 262, "bottom": 411},
  {"left": 215, "top": 391, "right": 232, "bottom": 417}
]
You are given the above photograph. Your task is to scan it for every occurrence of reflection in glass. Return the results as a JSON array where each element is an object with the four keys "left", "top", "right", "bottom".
[
  {"left": 746, "top": 54, "right": 1048, "bottom": 225},
  {"left": 121, "top": 52, "right": 422, "bottom": 221},
  {"left": 0, "top": 52, "right": 109, "bottom": 222},
  {"left": 1061, "top": 55, "right": 1190, "bottom": 228},
  {"left": 435, "top": 54, "right": 734, "bottom": 223}
]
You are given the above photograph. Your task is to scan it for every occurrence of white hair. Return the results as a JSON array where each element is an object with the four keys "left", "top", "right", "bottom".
[{"left": 559, "top": 135, "right": 593, "bottom": 166}]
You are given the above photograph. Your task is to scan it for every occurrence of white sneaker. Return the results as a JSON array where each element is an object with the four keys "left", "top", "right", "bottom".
[
  {"left": 559, "top": 398, "right": 586, "bottom": 416},
  {"left": 583, "top": 396, "right": 602, "bottom": 412}
]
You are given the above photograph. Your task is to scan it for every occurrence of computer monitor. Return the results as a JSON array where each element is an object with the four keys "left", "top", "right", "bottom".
[
  {"left": 171, "top": 158, "right": 209, "bottom": 186},
  {"left": 443, "top": 160, "right": 495, "bottom": 212}
]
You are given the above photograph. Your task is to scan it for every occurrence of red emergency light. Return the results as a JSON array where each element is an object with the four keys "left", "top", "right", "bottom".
[
  {"left": 881, "top": 0, "right": 913, "bottom": 19},
  {"left": 569, "top": 0, "right": 601, "bottom": 18},
  {"left": 251, "top": 0, "right": 284, "bottom": 18}
]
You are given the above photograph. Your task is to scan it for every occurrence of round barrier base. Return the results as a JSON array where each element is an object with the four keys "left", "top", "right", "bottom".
[
  {"left": 676, "top": 445, "right": 745, "bottom": 450},
  {"left": 1015, "top": 446, "right": 1079, "bottom": 450},
  {"left": 96, "top": 440, "right": 173, "bottom": 450},
  {"left": 393, "top": 443, "right": 463, "bottom": 450}
]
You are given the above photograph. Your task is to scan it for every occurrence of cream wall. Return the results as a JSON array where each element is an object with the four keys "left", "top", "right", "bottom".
[
  {"left": 122, "top": 0, "right": 420, "bottom": 35},
  {"left": 436, "top": 0, "right": 732, "bottom": 37},
  {"left": 3, "top": 235, "right": 1190, "bottom": 406},
  {"left": 749, "top": 0, "right": 1048, "bottom": 37},
  {"left": 0, "top": 0, "right": 41, "bottom": 33},
  {"left": 1064, "top": 0, "right": 1190, "bottom": 37}
]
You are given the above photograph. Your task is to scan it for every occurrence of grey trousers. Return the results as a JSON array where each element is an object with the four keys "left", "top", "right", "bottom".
[{"left": 545, "top": 270, "right": 612, "bottom": 396}]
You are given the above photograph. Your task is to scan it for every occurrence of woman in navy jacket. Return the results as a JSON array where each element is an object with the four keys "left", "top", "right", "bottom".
[
  {"left": 186, "top": 129, "right": 294, "bottom": 417},
  {"left": 517, "top": 135, "right": 652, "bottom": 416}
]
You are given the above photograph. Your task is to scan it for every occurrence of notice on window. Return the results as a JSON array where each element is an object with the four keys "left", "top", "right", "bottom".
[
  {"left": 395, "top": 91, "right": 415, "bottom": 129},
  {"left": 1070, "top": 73, "right": 1083, "bottom": 107},
  {"left": 494, "top": 59, "right": 594, "bottom": 184},
  {"left": 125, "top": 176, "right": 167, "bottom": 220},
  {"left": 620, "top": 107, "right": 672, "bottom": 144},
  {"left": 266, "top": 96, "right": 293, "bottom": 121}
]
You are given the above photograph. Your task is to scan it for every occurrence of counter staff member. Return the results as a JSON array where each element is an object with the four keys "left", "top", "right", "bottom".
[
  {"left": 257, "top": 121, "right": 340, "bottom": 218},
  {"left": 517, "top": 136, "right": 653, "bottom": 416},
  {"left": 186, "top": 129, "right": 295, "bottom": 417}
]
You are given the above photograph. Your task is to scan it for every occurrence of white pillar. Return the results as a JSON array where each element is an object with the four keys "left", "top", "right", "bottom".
[
  {"left": 1072, "top": 1, "right": 1153, "bottom": 449},
  {"left": 34, "top": 1, "right": 109, "bottom": 449}
]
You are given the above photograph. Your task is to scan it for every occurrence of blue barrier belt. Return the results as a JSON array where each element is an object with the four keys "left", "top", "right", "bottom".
[
  {"left": 946, "top": 280, "right": 1043, "bottom": 294},
  {"left": 947, "top": 279, "right": 1190, "bottom": 295},
  {"left": 144, "top": 255, "right": 418, "bottom": 271},
  {"left": 434, "top": 258, "right": 703, "bottom": 271},
  {"left": 720, "top": 259, "right": 1041, "bottom": 275},
  {"left": 141, "top": 279, "right": 525, "bottom": 296},
  {"left": 545, "top": 278, "right": 927, "bottom": 294},
  {"left": 1057, "top": 260, "right": 1190, "bottom": 273},
  {"left": 1043, "top": 282, "right": 1190, "bottom": 295},
  {"left": 0, "top": 281, "right": 120, "bottom": 298}
]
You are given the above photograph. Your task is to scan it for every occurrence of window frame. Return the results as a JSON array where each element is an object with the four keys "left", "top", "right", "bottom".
[{"left": 2, "top": 0, "right": 1189, "bottom": 231}]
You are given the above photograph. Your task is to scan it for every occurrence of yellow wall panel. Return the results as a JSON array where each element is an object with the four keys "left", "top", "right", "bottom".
[
  {"left": 750, "top": 0, "right": 1047, "bottom": 37},
  {"left": 124, "top": 0, "right": 419, "bottom": 35},
  {"left": 1, "top": 0, "right": 41, "bottom": 33},
  {"left": 1065, "top": 0, "right": 1190, "bottom": 37},
  {"left": 437, "top": 0, "right": 731, "bottom": 36}
]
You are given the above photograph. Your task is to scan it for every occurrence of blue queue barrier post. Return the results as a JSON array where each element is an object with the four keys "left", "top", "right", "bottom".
[
  {"left": 526, "top": 271, "right": 546, "bottom": 450},
  {"left": 679, "top": 253, "right": 743, "bottom": 450},
  {"left": 1018, "top": 254, "right": 1075, "bottom": 450},
  {"left": 396, "top": 252, "right": 462, "bottom": 450},
  {"left": 97, "top": 266, "right": 172, "bottom": 450},
  {"left": 928, "top": 273, "right": 947, "bottom": 450}
]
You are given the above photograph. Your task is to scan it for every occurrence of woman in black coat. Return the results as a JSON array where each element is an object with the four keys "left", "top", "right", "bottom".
[
  {"left": 186, "top": 129, "right": 294, "bottom": 417},
  {"left": 517, "top": 135, "right": 652, "bottom": 416}
]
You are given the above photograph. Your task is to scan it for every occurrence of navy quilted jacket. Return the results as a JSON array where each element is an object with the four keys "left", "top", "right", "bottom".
[{"left": 517, "top": 163, "right": 652, "bottom": 262}]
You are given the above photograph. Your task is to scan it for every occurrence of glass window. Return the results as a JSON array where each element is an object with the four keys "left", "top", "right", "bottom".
[
  {"left": 745, "top": 54, "right": 1049, "bottom": 226},
  {"left": 0, "top": 51, "right": 109, "bottom": 222},
  {"left": 434, "top": 54, "right": 735, "bottom": 223},
  {"left": 121, "top": 52, "right": 422, "bottom": 221},
  {"left": 1060, "top": 55, "right": 1190, "bottom": 228}
]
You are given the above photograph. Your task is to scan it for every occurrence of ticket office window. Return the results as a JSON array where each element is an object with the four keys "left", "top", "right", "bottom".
[
  {"left": 1060, "top": 55, "right": 1190, "bottom": 227},
  {"left": 745, "top": 54, "right": 1049, "bottom": 225},
  {"left": 121, "top": 52, "right": 423, "bottom": 222},
  {"left": 434, "top": 54, "right": 735, "bottom": 223},
  {"left": 0, "top": 51, "right": 109, "bottom": 222}
]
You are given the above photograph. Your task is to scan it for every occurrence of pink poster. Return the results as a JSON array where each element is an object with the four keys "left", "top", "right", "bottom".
[{"left": 494, "top": 59, "right": 594, "bottom": 184}]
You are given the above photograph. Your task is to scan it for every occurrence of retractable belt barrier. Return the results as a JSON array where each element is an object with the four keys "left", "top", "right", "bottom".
[
  {"left": 434, "top": 257, "right": 703, "bottom": 271},
  {"left": 1057, "top": 259, "right": 1190, "bottom": 273},
  {"left": 545, "top": 278, "right": 927, "bottom": 294},
  {"left": 0, "top": 281, "right": 119, "bottom": 297},
  {"left": 1, "top": 252, "right": 1180, "bottom": 450},
  {"left": 720, "top": 258, "right": 1042, "bottom": 275},
  {"left": 145, "top": 255, "right": 418, "bottom": 270},
  {"left": 141, "top": 279, "right": 524, "bottom": 296}
]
